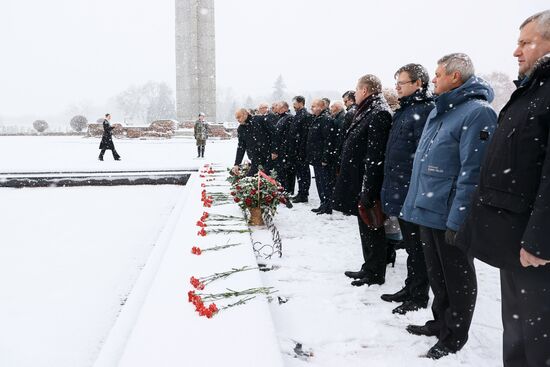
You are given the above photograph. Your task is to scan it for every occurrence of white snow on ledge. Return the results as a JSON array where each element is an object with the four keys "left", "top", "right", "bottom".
[{"left": 103, "top": 173, "right": 284, "bottom": 367}]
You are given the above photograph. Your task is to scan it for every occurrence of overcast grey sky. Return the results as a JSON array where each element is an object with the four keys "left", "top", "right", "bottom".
[{"left": 0, "top": 0, "right": 548, "bottom": 118}]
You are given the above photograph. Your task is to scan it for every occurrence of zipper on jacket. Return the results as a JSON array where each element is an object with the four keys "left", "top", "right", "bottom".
[{"left": 425, "top": 120, "right": 443, "bottom": 154}]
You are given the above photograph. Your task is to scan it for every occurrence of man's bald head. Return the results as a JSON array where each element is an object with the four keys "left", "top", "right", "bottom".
[
  {"left": 235, "top": 108, "right": 249, "bottom": 124},
  {"left": 311, "top": 99, "right": 325, "bottom": 116}
]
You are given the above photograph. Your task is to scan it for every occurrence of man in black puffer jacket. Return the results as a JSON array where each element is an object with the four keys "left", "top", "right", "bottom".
[
  {"left": 333, "top": 75, "right": 392, "bottom": 286},
  {"left": 232, "top": 108, "right": 273, "bottom": 176},
  {"left": 306, "top": 99, "right": 337, "bottom": 214},
  {"left": 457, "top": 10, "right": 550, "bottom": 367},
  {"left": 379, "top": 64, "right": 435, "bottom": 315}
]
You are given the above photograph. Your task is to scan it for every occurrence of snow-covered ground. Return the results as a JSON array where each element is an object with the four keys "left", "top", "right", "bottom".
[{"left": 0, "top": 136, "right": 503, "bottom": 367}]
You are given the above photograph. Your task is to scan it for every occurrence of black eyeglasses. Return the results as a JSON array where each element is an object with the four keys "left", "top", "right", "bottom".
[{"left": 395, "top": 80, "right": 414, "bottom": 86}]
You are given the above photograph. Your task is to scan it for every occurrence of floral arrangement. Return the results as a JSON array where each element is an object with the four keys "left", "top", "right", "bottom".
[{"left": 228, "top": 170, "right": 287, "bottom": 215}]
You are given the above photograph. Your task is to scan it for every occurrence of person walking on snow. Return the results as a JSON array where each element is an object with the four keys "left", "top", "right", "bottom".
[{"left": 98, "top": 113, "right": 121, "bottom": 161}]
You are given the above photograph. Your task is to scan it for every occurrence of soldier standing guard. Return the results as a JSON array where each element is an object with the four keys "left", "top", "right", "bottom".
[{"left": 194, "top": 112, "right": 209, "bottom": 158}]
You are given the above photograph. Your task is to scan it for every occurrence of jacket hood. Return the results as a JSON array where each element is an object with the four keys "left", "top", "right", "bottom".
[{"left": 434, "top": 76, "right": 494, "bottom": 115}]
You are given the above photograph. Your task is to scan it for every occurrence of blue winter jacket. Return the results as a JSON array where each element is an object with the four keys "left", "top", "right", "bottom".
[
  {"left": 381, "top": 89, "right": 435, "bottom": 217},
  {"left": 401, "top": 76, "right": 497, "bottom": 231}
]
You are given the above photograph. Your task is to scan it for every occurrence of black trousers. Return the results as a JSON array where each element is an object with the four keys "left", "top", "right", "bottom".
[
  {"left": 272, "top": 159, "right": 296, "bottom": 195},
  {"left": 398, "top": 219, "right": 429, "bottom": 304},
  {"left": 419, "top": 226, "right": 477, "bottom": 352},
  {"left": 99, "top": 148, "right": 120, "bottom": 160},
  {"left": 313, "top": 164, "right": 335, "bottom": 209},
  {"left": 358, "top": 217, "right": 387, "bottom": 279},
  {"left": 500, "top": 266, "right": 550, "bottom": 367},
  {"left": 295, "top": 161, "right": 311, "bottom": 197},
  {"left": 196, "top": 145, "right": 205, "bottom": 157}
]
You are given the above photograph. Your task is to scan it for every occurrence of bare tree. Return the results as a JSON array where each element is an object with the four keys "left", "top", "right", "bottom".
[
  {"left": 116, "top": 82, "right": 176, "bottom": 124},
  {"left": 33, "top": 120, "right": 48, "bottom": 133},
  {"left": 482, "top": 72, "right": 515, "bottom": 113},
  {"left": 70, "top": 115, "right": 88, "bottom": 132}
]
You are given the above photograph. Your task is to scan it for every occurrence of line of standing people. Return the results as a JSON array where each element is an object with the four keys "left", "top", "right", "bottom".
[{"left": 231, "top": 10, "right": 550, "bottom": 365}]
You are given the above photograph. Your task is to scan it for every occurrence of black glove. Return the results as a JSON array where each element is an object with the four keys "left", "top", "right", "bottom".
[
  {"left": 445, "top": 228, "right": 457, "bottom": 246},
  {"left": 359, "top": 191, "right": 374, "bottom": 209}
]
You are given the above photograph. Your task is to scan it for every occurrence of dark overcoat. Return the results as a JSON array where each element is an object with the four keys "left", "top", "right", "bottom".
[
  {"left": 457, "top": 54, "right": 550, "bottom": 269},
  {"left": 332, "top": 95, "right": 392, "bottom": 215}
]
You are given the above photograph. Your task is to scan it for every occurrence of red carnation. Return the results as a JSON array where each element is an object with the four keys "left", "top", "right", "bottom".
[
  {"left": 250, "top": 189, "right": 257, "bottom": 195},
  {"left": 236, "top": 185, "right": 242, "bottom": 191},
  {"left": 191, "top": 246, "right": 202, "bottom": 255},
  {"left": 265, "top": 195, "right": 272, "bottom": 203},
  {"left": 197, "top": 228, "right": 207, "bottom": 236},
  {"left": 245, "top": 197, "right": 253, "bottom": 207},
  {"left": 202, "top": 212, "right": 209, "bottom": 218},
  {"left": 230, "top": 191, "right": 236, "bottom": 196},
  {"left": 234, "top": 197, "right": 240, "bottom": 203}
]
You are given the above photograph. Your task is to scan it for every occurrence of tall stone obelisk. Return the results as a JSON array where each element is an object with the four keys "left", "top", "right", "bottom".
[{"left": 175, "top": 0, "right": 216, "bottom": 123}]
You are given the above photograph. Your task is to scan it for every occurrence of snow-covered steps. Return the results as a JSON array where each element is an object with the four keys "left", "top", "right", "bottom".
[{"left": 94, "top": 170, "right": 284, "bottom": 367}]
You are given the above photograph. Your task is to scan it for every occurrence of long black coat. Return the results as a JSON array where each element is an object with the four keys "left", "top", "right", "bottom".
[
  {"left": 272, "top": 112, "right": 296, "bottom": 163},
  {"left": 99, "top": 119, "right": 115, "bottom": 150},
  {"left": 234, "top": 115, "right": 273, "bottom": 174},
  {"left": 380, "top": 89, "right": 434, "bottom": 217},
  {"left": 332, "top": 95, "right": 392, "bottom": 216},
  {"left": 293, "top": 107, "right": 312, "bottom": 162},
  {"left": 457, "top": 54, "right": 550, "bottom": 269},
  {"left": 335, "top": 104, "right": 357, "bottom": 164},
  {"left": 306, "top": 111, "right": 337, "bottom": 166}
]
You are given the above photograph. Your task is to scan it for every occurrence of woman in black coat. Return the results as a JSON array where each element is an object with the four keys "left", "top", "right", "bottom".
[
  {"left": 332, "top": 75, "right": 392, "bottom": 286},
  {"left": 98, "top": 113, "right": 121, "bottom": 161}
]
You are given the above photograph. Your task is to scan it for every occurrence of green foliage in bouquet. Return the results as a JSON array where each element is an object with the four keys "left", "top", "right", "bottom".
[{"left": 228, "top": 168, "right": 287, "bottom": 215}]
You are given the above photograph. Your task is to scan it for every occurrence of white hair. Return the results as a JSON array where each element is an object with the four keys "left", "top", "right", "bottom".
[
  {"left": 521, "top": 10, "right": 550, "bottom": 40},
  {"left": 437, "top": 53, "right": 475, "bottom": 82}
]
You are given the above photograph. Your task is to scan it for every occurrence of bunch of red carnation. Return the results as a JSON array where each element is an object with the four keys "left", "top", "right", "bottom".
[
  {"left": 191, "top": 246, "right": 202, "bottom": 255},
  {"left": 190, "top": 276, "right": 206, "bottom": 290},
  {"left": 188, "top": 290, "right": 218, "bottom": 318},
  {"left": 197, "top": 228, "right": 207, "bottom": 237},
  {"left": 201, "top": 190, "right": 213, "bottom": 207}
]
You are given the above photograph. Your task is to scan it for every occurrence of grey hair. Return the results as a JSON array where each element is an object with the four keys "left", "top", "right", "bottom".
[
  {"left": 437, "top": 53, "right": 475, "bottom": 82},
  {"left": 521, "top": 10, "right": 550, "bottom": 40},
  {"left": 357, "top": 74, "right": 382, "bottom": 94}
]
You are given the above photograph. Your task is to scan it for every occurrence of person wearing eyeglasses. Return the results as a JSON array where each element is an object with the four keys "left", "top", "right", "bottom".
[
  {"left": 400, "top": 54, "right": 497, "bottom": 359},
  {"left": 379, "top": 64, "right": 435, "bottom": 315}
]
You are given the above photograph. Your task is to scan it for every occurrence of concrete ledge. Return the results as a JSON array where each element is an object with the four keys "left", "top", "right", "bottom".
[
  {"left": 96, "top": 172, "right": 284, "bottom": 367},
  {"left": 0, "top": 170, "right": 195, "bottom": 188}
]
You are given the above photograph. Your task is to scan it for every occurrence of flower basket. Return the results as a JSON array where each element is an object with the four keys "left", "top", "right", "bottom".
[
  {"left": 229, "top": 170, "right": 286, "bottom": 217},
  {"left": 248, "top": 207, "right": 264, "bottom": 226}
]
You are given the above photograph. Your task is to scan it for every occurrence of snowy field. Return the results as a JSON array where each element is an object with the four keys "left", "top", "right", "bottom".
[{"left": 0, "top": 136, "right": 503, "bottom": 367}]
